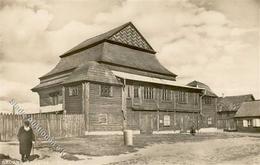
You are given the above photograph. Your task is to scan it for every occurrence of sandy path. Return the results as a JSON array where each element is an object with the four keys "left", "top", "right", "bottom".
[{"left": 1, "top": 137, "right": 260, "bottom": 165}]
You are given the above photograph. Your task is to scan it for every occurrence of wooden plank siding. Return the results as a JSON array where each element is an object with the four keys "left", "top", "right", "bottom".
[
  {"left": 0, "top": 113, "right": 85, "bottom": 141},
  {"left": 64, "top": 83, "right": 82, "bottom": 114},
  {"left": 88, "top": 83, "right": 123, "bottom": 131}
]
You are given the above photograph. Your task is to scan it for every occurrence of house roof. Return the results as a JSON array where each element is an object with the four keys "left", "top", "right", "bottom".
[
  {"left": 61, "top": 22, "right": 155, "bottom": 57},
  {"left": 217, "top": 94, "right": 255, "bottom": 112},
  {"left": 186, "top": 80, "right": 217, "bottom": 97},
  {"left": 235, "top": 100, "right": 260, "bottom": 117},
  {"left": 112, "top": 70, "right": 203, "bottom": 91},
  {"left": 33, "top": 22, "right": 177, "bottom": 91}
]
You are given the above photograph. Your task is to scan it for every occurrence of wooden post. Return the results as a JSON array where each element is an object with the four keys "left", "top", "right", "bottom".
[
  {"left": 122, "top": 79, "right": 127, "bottom": 130},
  {"left": 84, "top": 82, "right": 90, "bottom": 132},
  {"left": 62, "top": 86, "right": 66, "bottom": 113}
]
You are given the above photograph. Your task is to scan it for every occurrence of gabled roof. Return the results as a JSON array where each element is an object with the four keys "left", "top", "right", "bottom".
[
  {"left": 186, "top": 80, "right": 217, "bottom": 97},
  {"left": 235, "top": 100, "right": 260, "bottom": 117},
  {"left": 61, "top": 22, "right": 155, "bottom": 57},
  {"left": 217, "top": 94, "right": 255, "bottom": 112}
]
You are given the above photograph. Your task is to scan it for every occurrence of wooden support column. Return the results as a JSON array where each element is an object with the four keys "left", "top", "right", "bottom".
[
  {"left": 82, "top": 82, "right": 90, "bottom": 131},
  {"left": 62, "top": 86, "right": 66, "bottom": 114},
  {"left": 122, "top": 79, "right": 127, "bottom": 130}
]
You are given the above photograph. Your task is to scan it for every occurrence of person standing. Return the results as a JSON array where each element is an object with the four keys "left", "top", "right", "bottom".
[{"left": 17, "top": 120, "right": 35, "bottom": 162}]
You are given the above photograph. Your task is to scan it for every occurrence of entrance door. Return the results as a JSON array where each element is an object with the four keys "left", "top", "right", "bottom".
[{"left": 140, "top": 113, "right": 153, "bottom": 134}]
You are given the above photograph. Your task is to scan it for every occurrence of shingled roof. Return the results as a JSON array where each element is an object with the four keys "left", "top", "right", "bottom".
[
  {"left": 61, "top": 22, "right": 155, "bottom": 57},
  {"left": 235, "top": 100, "right": 260, "bottom": 117},
  {"left": 63, "top": 61, "right": 121, "bottom": 85},
  {"left": 217, "top": 94, "right": 255, "bottom": 112},
  {"left": 39, "top": 22, "right": 176, "bottom": 79},
  {"left": 187, "top": 80, "right": 217, "bottom": 97}
]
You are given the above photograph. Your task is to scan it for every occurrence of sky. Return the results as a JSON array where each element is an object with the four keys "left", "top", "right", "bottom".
[{"left": 0, "top": 0, "right": 259, "bottom": 113}]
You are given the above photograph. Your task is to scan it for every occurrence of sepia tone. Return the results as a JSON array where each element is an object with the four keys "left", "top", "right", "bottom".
[{"left": 0, "top": 0, "right": 259, "bottom": 164}]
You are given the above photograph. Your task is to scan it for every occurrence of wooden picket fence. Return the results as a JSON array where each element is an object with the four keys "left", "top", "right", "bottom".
[{"left": 0, "top": 113, "right": 85, "bottom": 141}]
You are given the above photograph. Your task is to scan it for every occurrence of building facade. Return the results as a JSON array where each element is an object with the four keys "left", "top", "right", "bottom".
[
  {"left": 187, "top": 81, "right": 218, "bottom": 128},
  {"left": 32, "top": 22, "right": 208, "bottom": 134}
]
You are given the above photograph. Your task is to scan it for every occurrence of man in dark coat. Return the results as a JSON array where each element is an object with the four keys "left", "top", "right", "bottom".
[{"left": 17, "top": 120, "right": 35, "bottom": 162}]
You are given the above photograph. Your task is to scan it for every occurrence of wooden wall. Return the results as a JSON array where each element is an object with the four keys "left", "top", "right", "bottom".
[
  {"left": 201, "top": 96, "right": 218, "bottom": 128},
  {"left": 65, "top": 83, "right": 82, "bottom": 114},
  {"left": 236, "top": 117, "right": 260, "bottom": 133},
  {"left": 88, "top": 83, "right": 123, "bottom": 131}
]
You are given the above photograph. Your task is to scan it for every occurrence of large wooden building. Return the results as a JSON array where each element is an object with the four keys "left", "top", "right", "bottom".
[{"left": 32, "top": 22, "right": 210, "bottom": 134}]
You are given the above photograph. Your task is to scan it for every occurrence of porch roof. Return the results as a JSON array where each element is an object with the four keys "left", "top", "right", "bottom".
[{"left": 111, "top": 70, "right": 204, "bottom": 91}]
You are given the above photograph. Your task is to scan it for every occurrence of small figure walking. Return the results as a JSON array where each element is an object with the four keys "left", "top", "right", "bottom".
[
  {"left": 190, "top": 124, "right": 196, "bottom": 136},
  {"left": 17, "top": 120, "right": 35, "bottom": 162}
]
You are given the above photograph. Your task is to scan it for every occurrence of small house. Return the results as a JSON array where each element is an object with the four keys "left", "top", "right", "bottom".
[
  {"left": 235, "top": 100, "right": 260, "bottom": 132},
  {"left": 217, "top": 94, "right": 255, "bottom": 130}
]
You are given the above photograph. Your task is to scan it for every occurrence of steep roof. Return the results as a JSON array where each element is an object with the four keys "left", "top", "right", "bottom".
[
  {"left": 217, "top": 94, "right": 255, "bottom": 112},
  {"left": 235, "top": 100, "right": 260, "bottom": 117},
  {"left": 61, "top": 22, "right": 155, "bottom": 57},
  {"left": 187, "top": 80, "right": 217, "bottom": 97}
]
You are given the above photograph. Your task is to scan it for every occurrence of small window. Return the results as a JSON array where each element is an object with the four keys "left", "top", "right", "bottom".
[
  {"left": 204, "top": 97, "right": 212, "bottom": 105},
  {"left": 134, "top": 86, "right": 139, "bottom": 98},
  {"left": 243, "top": 120, "right": 248, "bottom": 127},
  {"left": 243, "top": 119, "right": 252, "bottom": 127},
  {"left": 127, "top": 85, "right": 131, "bottom": 98},
  {"left": 164, "top": 115, "right": 170, "bottom": 126},
  {"left": 69, "top": 87, "right": 79, "bottom": 96},
  {"left": 161, "top": 89, "right": 171, "bottom": 101},
  {"left": 177, "top": 91, "right": 188, "bottom": 104},
  {"left": 207, "top": 117, "right": 212, "bottom": 125},
  {"left": 143, "top": 87, "right": 154, "bottom": 99},
  {"left": 49, "top": 92, "right": 59, "bottom": 105},
  {"left": 101, "top": 85, "right": 112, "bottom": 97},
  {"left": 98, "top": 114, "right": 108, "bottom": 124},
  {"left": 194, "top": 93, "right": 199, "bottom": 105},
  {"left": 253, "top": 119, "right": 260, "bottom": 127}
]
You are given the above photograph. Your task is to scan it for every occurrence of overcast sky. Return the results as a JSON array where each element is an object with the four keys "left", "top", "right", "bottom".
[{"left": 0, "top": 0, "right": 259, "bottom": 112}]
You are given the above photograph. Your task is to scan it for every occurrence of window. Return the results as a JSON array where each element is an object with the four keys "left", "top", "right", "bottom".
[
  {"left": 204, "top": 97, "right": 212, "bottom": 104},
  {"left": 161, "top": 89, "right": 171, "bottom": 101},
  {"left": 101, "top": 85, "right": 112, "bottom": 97},
  {"left": 253, "top": 119, "right": 260, "bottom": 127},
  {"left": 68, "top": 87, "right": 79, "bottom": 96},
  {"left": 194, "top": 93, "right": 199, "bottom": 105},
  {"left": 177, "top": 91, "right": 188, "bottom": 103},
  {"left": 164, "top": 115, "right": 170, "bottom": 126},
  {"left": 143, "top": 87, "right": 154, "bottom": 99},
  {"left": 49, "top": 92, "right": 59, "bottom": 105},
  {"left": 207, "top": 117, "right": 212, "bottom": 125},
  {"left": 243, "top": 119, "right": 252, "bottom": 127},
  {"left": 127, "top": 86, "right": 131, "bottom": 98},
  {"left": 98, "top": 114, "right": 108, "bottom": 124},
  {"left": 243, "top": 120, "right": 248, "bottom": 127},
  {"left": 134, "top": 86, "right": 139, "bottom": 98}
]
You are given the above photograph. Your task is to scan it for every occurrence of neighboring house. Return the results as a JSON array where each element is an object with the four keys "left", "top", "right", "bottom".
[
  {"left": 32, "top": 22, "right": 205, "bottom": 134},
  {"left": 187, "top": 81, "right": 218, "bottom": 128},
  {"left": 235, "top": 100, "right": 260, "bottom": 133},
  {"left": 217, "top": 94, "right": 255, "bottom": 130}
]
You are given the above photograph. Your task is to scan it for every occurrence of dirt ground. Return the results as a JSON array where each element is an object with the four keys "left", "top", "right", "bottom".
[{"left": 1, "top": 132, "right": 260, "bottom": 165}]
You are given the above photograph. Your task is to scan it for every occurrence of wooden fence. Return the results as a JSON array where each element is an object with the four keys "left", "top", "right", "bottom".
[{"left": 0, "top": 113, "right": 85, "bottom": 141}]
